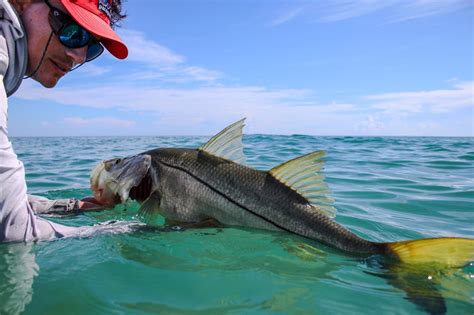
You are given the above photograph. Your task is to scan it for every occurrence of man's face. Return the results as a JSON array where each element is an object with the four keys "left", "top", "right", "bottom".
[{"left": 21, "top": 0, "right": 89, "bottom": 87}]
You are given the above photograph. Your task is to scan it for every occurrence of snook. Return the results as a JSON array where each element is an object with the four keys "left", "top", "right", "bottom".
[{"left": 90, "top": 119, "right": 474, "bottom": 267}]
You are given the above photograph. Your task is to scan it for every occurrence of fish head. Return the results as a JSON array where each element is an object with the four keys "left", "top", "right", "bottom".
[{"left": 90, "top": 154, "right": 152, "bottom": 206}]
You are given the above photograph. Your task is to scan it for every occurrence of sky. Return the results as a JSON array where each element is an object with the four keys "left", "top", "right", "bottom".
[{"left": 9, "top": 0, "right": 474, "bottom": 137}]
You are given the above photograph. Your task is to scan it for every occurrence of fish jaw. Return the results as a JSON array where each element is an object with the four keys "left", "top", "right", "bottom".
[
  {"left": 90, "top": 154, "right": 152, "bottom": 207},
  {"left": 90, "top": 161, "right": 121, "bottom": 207}
]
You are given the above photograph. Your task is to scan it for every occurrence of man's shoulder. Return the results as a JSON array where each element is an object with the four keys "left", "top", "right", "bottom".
[
  {"left": 0, "top": 0, "right": 27, "bottom": 97},
  {"left": 0, "top": 1, "right": 23, "bottom": 30}
]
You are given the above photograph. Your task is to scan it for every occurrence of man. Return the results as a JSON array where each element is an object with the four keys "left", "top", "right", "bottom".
[{"left": 0, "top": 0, "right": 129, "bottom": 242}]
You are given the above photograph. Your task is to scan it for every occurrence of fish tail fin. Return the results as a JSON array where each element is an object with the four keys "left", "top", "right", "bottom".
[{"left": 382, "top": 237, "right": 474, "bottom": 267}]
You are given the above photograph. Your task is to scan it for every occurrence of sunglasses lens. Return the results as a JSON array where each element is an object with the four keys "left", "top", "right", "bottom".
[
  {"left": 60, "top": 24, "right": 90, "bottom": 48},
  {"left": 47, "top": 2, "right": 105, "bottom": 67},
  {"left": 86, "top": 42, "right": 105, "bottom": 62}
]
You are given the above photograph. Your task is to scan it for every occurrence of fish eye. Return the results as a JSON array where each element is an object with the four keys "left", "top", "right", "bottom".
[{"left": 115, "top": 159, "right": 121, "bottom": 165}]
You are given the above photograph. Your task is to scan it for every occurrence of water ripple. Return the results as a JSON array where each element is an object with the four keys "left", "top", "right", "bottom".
[{"left": 6, "top": 135, "right": 473, "bottom": 315}]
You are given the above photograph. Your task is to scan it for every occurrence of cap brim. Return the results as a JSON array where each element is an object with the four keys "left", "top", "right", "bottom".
[{"left": 60, "top": 0, "right": 128, "bottom": 59}]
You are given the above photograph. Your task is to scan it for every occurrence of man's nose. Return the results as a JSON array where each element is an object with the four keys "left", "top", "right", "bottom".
[{"left": 65, "top": 46, "right": 88, "bottom": 66}]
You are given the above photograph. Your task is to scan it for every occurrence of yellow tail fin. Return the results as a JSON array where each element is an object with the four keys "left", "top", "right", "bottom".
[{"left": 385, "top": 237, "right": 474, "bottom": 267}]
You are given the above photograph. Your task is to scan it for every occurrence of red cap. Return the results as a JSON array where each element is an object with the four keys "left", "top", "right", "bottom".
[{"left": 60, "top": 0, "right": 128, "bottom": 59}]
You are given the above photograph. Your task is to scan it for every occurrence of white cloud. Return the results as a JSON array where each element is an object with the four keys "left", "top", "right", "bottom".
[
  {"left": 13, "top": 78, "right": 473, "bottom": 136},
  {"left": 268, "top": 0, "right": 472, "bottom": 25},
  {"left": 14, "top": 80, "right": 361, "bottom": 134},
  {"left": 15, "top": 81, "right": 315, "bottom": 111},
  {"left": 75, "top": 63, "right": 111, "bottom": 77},
  {"left": 268, "top": 7, "right": 305, "bottom": 27},
  {"left": 317, "top": 0, "right": 392, "bottom": 23},
  {"left": 356, "top": 114, "right": 385, "bottom": 133},
  {"left": 366, "top": 81, "right": 474, "bottom": 114},
  {"left": 118, "top": 29, "right": 184, "bottom": 66},
  {"left": 63, "top": 117, "right": 135, "bottom": 127},
  {"left": 113, "top": 29, "right": 221, "bottom": 84},
  {"left": 389, "top": 0, "right": 472, "bottom": 23},
  {"left": 178, "top": 66, "right": 223, "bottom": 83},
  {"left": 114, "top": 66, "right": 223, "bottom": 84},
  {"left": 18, "top": 80, "right": 472, "bottom": 117}
]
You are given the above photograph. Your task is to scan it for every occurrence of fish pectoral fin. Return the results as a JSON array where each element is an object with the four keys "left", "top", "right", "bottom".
[
  {"left": 199, "top": 118, "right": 247, "bottom": 165},
  {"left": 138, "top": 191, "right": 162, "bottom": 224},
  {"left": 269, "top": 150, "right": 336, "bottom": 218},
  {"left": 282, "top": 241, "right": 326, "bottom": 261}
]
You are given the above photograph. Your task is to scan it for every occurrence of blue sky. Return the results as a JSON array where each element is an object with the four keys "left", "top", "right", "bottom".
[{"left": 9, "top": 0, "right": 474, "bottom": 137}]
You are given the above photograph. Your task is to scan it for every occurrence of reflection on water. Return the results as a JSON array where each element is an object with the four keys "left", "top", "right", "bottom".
[
  {"left": 117, "top": 227, "right": 474, "bottom": 314},
  {"left": 117, "top": 228, "right": 338, "bottom": 276},
  {"left": 366, "top": 258, "right": 474, "bottom": 314},
  {"left": 0, "top": 243, "right": 38, "bottom": 314}
]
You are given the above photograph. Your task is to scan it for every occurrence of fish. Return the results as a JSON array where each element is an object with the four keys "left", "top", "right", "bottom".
[
  {"left": 90, "top": 118, "right": 474, "bottom": 314},
  {"left": 90, "top": 118, "right": 474, "bottom": 266}
]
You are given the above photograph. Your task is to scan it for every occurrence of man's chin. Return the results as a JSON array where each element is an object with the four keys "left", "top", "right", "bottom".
[
  {"left": 31, "top": 74, "right": 61, "bottom": 88},
  {"left": 38, "top": 79, "right": 60, "bottom": 88}
]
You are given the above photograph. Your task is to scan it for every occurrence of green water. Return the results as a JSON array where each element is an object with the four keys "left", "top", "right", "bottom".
[{"left": 1, "top": 136, "right": 473, "bottom": 314}]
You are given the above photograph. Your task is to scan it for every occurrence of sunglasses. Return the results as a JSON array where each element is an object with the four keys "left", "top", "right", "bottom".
[{"left": 45, "top": 0, "right": 104, "bottom": 63}]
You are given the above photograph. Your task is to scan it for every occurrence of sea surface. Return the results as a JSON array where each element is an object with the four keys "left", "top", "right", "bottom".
[{"left": 1, "top": 135, "right": 473, "bottom": 315}]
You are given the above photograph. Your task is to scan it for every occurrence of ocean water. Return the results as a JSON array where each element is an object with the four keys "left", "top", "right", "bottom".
[{"left": 1, "top": 135, "right": 473, "bottom": 314}]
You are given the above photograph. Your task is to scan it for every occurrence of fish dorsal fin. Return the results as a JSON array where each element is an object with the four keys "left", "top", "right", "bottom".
[
  {"left": 199, "top": 118, "right": 246, "bottom": 165},
  {"left": 269, "top": 151, "right": 336, "bottom": 218}
]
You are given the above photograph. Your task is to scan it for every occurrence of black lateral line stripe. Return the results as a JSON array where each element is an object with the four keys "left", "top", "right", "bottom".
[{"left": 158, "top": 160, "right": 295, "bottom": 234}]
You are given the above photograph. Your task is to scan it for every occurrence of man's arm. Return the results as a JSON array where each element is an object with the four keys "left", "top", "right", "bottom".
[
  {"left": 28, "top": 195, "right": 80, "bottom": 214},
  {"left": 0, "top": 127, "right": 108, "bottom": 242},
  {"left": 0, "top": 71, "right": 86, "bottom": 241},
  {"left": 28, "top": 195, "right": 105, "bottom": 214}
]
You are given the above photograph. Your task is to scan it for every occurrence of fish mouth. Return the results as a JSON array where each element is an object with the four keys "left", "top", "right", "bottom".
[
  {"left": 90, "top": 161, "right": 120, "bottom": 206},
  {"left": 129, "top": 171, "right": 153, "bottom": 203},
  {"left": 90, "top": 154, "right": 152, "bottom": 206}
]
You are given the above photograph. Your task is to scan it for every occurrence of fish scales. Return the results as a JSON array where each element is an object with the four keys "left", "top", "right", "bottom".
[
  {"left": 90, "top": 119, "right": 474, "bottom": 315},
  {"left": 146, "top": 148, "right": 379, "bottom": 254}
]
